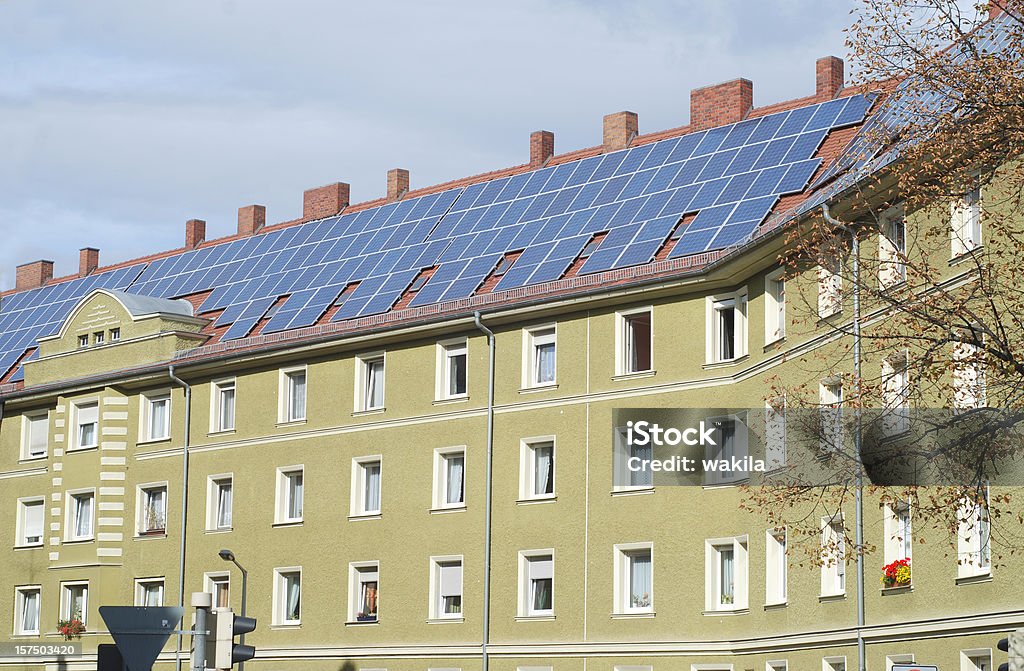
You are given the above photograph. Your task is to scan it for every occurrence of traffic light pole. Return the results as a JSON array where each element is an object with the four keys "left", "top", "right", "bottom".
[{"left": 192, "top": 592, "right": 212, "bottom": 671}]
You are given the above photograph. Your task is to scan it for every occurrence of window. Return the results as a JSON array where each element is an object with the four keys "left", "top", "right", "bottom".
[
  {"left": 704, "top": 416, "right": 749, "bottom": 485},
  {"left": 524, "top": 326, "right": 557, "bottom": 388},
  {"left": 60, "top": 582, "right": 88, "bottom": 624},
  {"left": 22, "top": 411, "right": 48, "bottom": 459},
  {"left": 273, "top": 568, "right": 301, "bottom": 625},
  {"left": 438, "top": 340, "right": 468, "bottom": 399},
  {"left": 67, "top": 491, "right": 95, "bottom": 541},
  {"left": 409, "top": 274, "right": 430, "bottom": 292},
  {"left": 766, "top": 529, "right": 788, "bottom": 605},
  {"left": 110, "top": 328, "right": 120, "bottom": 342},
  {"left": 518, "top": 551, "right": 553, "bottom": 617},
  {"left": 351, "top": 458, "right": 382, "bottom": 516},
  {"left": 767, "top": 662, "right": 788, "bottom": 671},
  {"left": 78, "top": 335, "right": 89, "bottom": 348},
  {"left": 705, "top": 537, "right": 748, "bottom": 611},
  {"left": 962, "top": 650, "right": 992, "bottom": 671},
  {"left": 618, "top": 309, "right": 653, "bottom": 374},
  {"left": 823, "top": 658, "right": 846, "bottom": 671},
  {"left": 74, "top": 402, "right": 98, "bottom": 449},
  {"left": 879, "top": 207, "right": 907, "bottom": 288},
  {"left": 14, "top": 587, "right": 41, "bottom": 635},
  {"left": 886, "top": 655, "right": 915, "bottom": 671},
  {"left": 957, "top": 488, "right": 991, "bottom": 578},
  {"left": 707, "top": 291, "right": 748, "bottom": 363},
  {"left": 765, "top": 270, "right": 786, "bottom": 343},
  {"left": 613, "top": 426, "right": 653, "bottom": 490},
  {"left": 494, "top": 256, "right": 514, "bottom": 276},
  {"left": 614, "top": 544, "right": 653, "bottom": 614},
  {"left": 821, "top": 516, "right": 846, "bottom": 596},
  {"left": 882, "top": 352, "right": 910, "bottom": 435},
  {"left": 520, "top": 439, "right": 555, "bottom": 500},
  {"left": 952, "top": 174, "right": 982, "bottom": 256},
  {"left": 279, "top": 367, "right": 307, "bottom": 422},
  {"left": 357, "top": 354, "right": 386, "bottom": 411},
  {"left": 276, "top": 467, "right": 304, "bottom": 524},
  {"left": 137, "top": 485, "right": 167, "bottom": 535},
  {"left": 205, "top": 573, "right": 230, "bottom": 609},
  {"left": 581, "top": 237, "right": 602, "bottom": 257},
  {"left": 213, "top": 379, "right": 236, "bottom": 432},
  {"left": 817, "top": 256, "right": 842, "bottom": 317},
  {"left": 433, "top": 448, "right": 465, "bottom": 510},
  {"left": 954, "top": 331, "right": 986, "bottom": 410},
  {"left": 819, "top": 379, "right": 844, "bottom": 453},
  {"left": 765, "top": 398, "right": 787, "bottom": 471},
  {"left": 142, "top": 393, "right": 170, "bottom": 441},
  {"left": 93, "top": 331, "right": 104, "bottom": 345},
  {"left": 430, "top": 557, "right": 463, "bottom": 620},
  {"left": 884, "top": 502, "right": 913, "bottom": 568},
  {"left": 135, "top": 579, "right": 164, "bottom": 606},
  {"left": 16, "top": 498, "right": 45, "bottom": 547},
  {"left": 349, "top": 562, "right": 379, "bottom": 622},
  {"left": 208, "top": 476, "right": 233, "bottom": 530}
]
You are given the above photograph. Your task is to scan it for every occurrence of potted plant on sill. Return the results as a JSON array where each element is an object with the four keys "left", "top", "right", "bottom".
[
  {"left": 57, "top": 617, "right": 86, "bottom": 641},
  {"left": 881, "top": 558, "right": 911, "bottom": 588}
]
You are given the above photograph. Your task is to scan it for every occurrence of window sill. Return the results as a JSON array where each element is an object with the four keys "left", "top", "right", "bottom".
[
  {"left": 956, "top": 573, "right": 992, "bottom": 585},
  {"left": 515, "top": 614, "right": 555, "bottom": 622},
  {"left": 703, "top": 355, "right": 749, "bottom": 370},
  {"left": 272, "top": 520, "right": 303, "bottom": 528},
  {"left": 9, "top": 633, "right": 42, "bottom": 639},
  {"left": 348, "top": 513, "right": 382, "bottom": 521},
  {"left": 62, "top": 538, "right": 95, "bottom": 545},
  {"left": 763, "top": 336, "right": 786, "bottom": 352},
  {"left": 610, "top": 611, "right": 655, "bottom": 619},
  {"left": 433, "top": 396, "right": 469, "bottom": 406},
  {"left": 516, "top": 495, "right": 557, "bottom": 506},
  {"left": 276, "top": 419, "right": 307, "bottom": 428},
  {"left": 345, "top": 619, "right": 379, "bottom": 626},
  {"left": 135, "top": 532, "right": 168, "bottom": 540},
  {"left": 611, "top": 486, "right": 655, "bottom": 497},
  {"left": 817, "top": 310, "right": 843, "bottom": 322},
  {"left": 426, "top": 617, "right": 465, "bottom": 624},
  {"left": 881, "top": 584, "right": 913, "bottom": 595},
  {"left": 950, "top": 246, "right": 983, "bottom": 267},
  {"left": 764, "top": 601, "right": 788, "bottom": 610},
  {"left": 204, "top": 528, "right": 233, "bottom": 535},
  {"left": 519, "top": 383, "right": 559, "bottom": 394},
  {"left": 818, "top": 593, "right": 847, "bottom": 603},
  {"left": 612, "top": 370, "right": 656, "bottom": 382},
  {"left": 207, "top": 429, "right": 236, "bottom": 438},
  {"left": 14, "top": 543, "right": 44, "bottom": 550},
  {"left": 270, "top": 623, "right": 301, "bottom": 630},
  {"left": 703, "top": 607, "right": 749, "bottom": 616},
  {"left": 19, "top": 455, "right": 48, "bottom": 464},
  {"left": 429, "top": 505, "right": 467, "bottom": 515},
  {"left": 702, "top": 479, "right": 749, "bottom": 489},
  {"left": 136, "top": 437, "right": 171, "bottom": 447},
  {"left": 352, "top": 408, "right": 386, "bottom": 417},
  {"left": 66, "top": 446, "right": 99, "bottom": 454}
]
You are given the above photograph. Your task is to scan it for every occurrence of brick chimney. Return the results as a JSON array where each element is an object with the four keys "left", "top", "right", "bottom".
[
  {"left": 79, "top": 248, "right": 99, "bottom": 277},
  {"left": 238, "top": 205, "right": 266, "bottom": 237},
  {"left": 530, "top": 130, "right": 555, "bottom": 167},
  {"left": 816, "top": 56, "right": 845, "bottom": 99},
  {"left": 603, "top": 112, "right": 638, "bottom": 152},
  {"left": 690, "top": 79, "right": 753, "bottom": 131},
  {"left": 185, "top": 219, "right": 206, "bottom": 249},
  {"left": 303, "top": 182, "right": 350, "bottom": 220},
  {"left": 387, "top": 169, "right": 410, "bottom": 202},
  {"left": 16, "top": 260, "right": 54, "bottom": 291}
]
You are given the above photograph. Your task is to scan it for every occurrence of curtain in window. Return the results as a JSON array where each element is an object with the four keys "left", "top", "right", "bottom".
[
  {"left": 288, "top": 474, "right": 303, "bottom": 519},
  {"left": 220, "top": 387, "right": 235, "bottom": 430},
  {"left": 21, "top": 591, "right": 39, "bottom": 632},
  {"left": 290, "top": 373, "right": 306, "bottom": 420},
  {"left": 146, "top": 490, "right": 166, "bottom": 531},
  {"left": 446, "top": 455, "right": 464, "bottom": 505},
  {"left": 534, "top": 444, "right": 553, "bottom": 495},
  {"left": 364, "top": 463, "right": 381, "bottom": 512},
  {"left": 536, "top": 342, "right": 555, "bottom": 383},
  {"left": 143, "top": 584, "right": 162, "bottom": 607},
  {"left": 70, "top": 587, "right": 86, "bottom": 620},
  {"left": 629, "top": 552, "right": 652, "bottom": 608},
  {"left": 720, "top": 547, "right": 735, "bottom": 604},
  {"left": 360, "top": 577, "right": 378, "bottom": 617},
  {"left": 630, "top": 443, "right": 652, "bottom": 486},
  {"left": 75, "top": 495, "right": 93, "bottom": 537},
  {"left": 285, "top": 575, "right": 301, "bottom": 621},
  {"left": 217, "top": 483, "right": 233, "bottom": 528},
  {"left": 150, "top": 399, "right": 168, "bottom": 439}
]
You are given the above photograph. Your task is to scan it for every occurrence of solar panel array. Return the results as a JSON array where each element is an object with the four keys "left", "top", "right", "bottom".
[{"left": 0, "top": 93, "right": 873, "bottom": 381}]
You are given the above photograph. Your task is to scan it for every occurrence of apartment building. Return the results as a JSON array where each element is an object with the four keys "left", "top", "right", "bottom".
[{"left": 1, "top": 33, "right": 1020, "bottom": 671}]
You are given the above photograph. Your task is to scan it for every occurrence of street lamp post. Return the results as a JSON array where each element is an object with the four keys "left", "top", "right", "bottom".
[{"left": 218, "top": 549, "right": 248, "bottom": 671}]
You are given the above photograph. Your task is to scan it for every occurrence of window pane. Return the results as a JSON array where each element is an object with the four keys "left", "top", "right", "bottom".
[
  {"left": 285, "top": 574, "right": 301, "bottom": 621},
  {"left": 627, "top": 314, "right": 652, "bottom": 372},
  {"left": 364, "top": 463, "right": 381, "bottom": 512},
  {"left": 21, "top": 591, "right": 39, "bottom": 632},
  {"left": 445, "top": 455, "right": 464, "bottom": 505},
  {"left": 719, "top": 547, "right": 734, "bottom": 604},
  {"left": 359, "top": 576, "right": 378, "bottom": 620},
  {"left": 533, "top": 444, "right": 553, "bottom": 495},
  {"left": 629, "top": 551, "right": 652, "bottom": 609},
  {"left": 220, "top": 387, "right": 236, "bottom": 431},
  {"left": 217, "top": 482, "right": 233, "bottom": 528},
  {"left": 629, "top": 443, "right": 653, "bottom": 486},
  {"left": 366, "top": 360, "right": 384, "bottom": 409},
  {"left": 75, "top": 495, "right": 93, "bottom": 537},
  {"left": 288, "top": 473, "right": 303, "bottom": 519},
  {"left": 149, "top": 398, "right": 168, "bottom": 439},
  {"left": 535, "top": 342, "right": 556, "bottom": 384},
  {"left": 28, "top": 415, "right": 48, "bottom": 456},
  {"left": 24, "top": 502, "right": 44, "bottom": 544},
  {"left": 289, "top": 372, "right": 306, "bottom": 420},
  {"left": 448, "top": 351, "right": 467, "bottom": 396}
]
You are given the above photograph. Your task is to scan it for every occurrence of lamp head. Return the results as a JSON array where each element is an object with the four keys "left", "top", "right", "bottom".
[{"left": 218, "top": 549, "right": 235, "bottom": 562}]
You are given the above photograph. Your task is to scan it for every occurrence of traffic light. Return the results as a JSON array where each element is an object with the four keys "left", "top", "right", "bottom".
[
  {"left": 211, "top": 608, "right": 256, "bottom": 669},
  {"left": 999, "top": 636, "right": 1010, "bottom": 671},
  {"left": 998, "top": 631, "right": 1024, "bottom": 671}
]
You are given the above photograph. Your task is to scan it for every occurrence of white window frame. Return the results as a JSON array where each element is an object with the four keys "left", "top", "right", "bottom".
[
  {"left": 72, "top": 400, "right": 99, "bottom": 450},
  {"left": 613, "top": 542, "right": 654, "bottom": 615},
  {"left": 961, "top": 649, "right": 993, "bottom": 671},
  {"left": 765, "top": 528, "right": 788, "bottom": 606},
  {"left": 957, "top": 487, "right": 991, "bottom": 578},
  {"left": 886, "top": 655, "right": 915, "bottom": 671},
  {"left": 819, "top": 378, "right": 844, "bottom": 453},
  {"left": 14, "top": 586, "right": 41, "bottom": 635},
  {"left": 436, "top": 339, "right": 469, "bottom": 400},
  {"left": 767, "top": 661, "right": 788, "bottom": 671},
  {"left": 206, "top": 474, "right": 234, "bottom": 531},
  {"left": 817, "top": 255, "right": 843, "bottom": 317},
  {"left": 272, "top": 567, "right": 302, "bottom": 625},
  {"left": 765, "top": 269, "right": 786, "bottom": 344},
  {"left": 15, "top": 497, "right": 45, "bottom": 548},
  {"left": 348, "top": 561, "right": 380, "bottom": 623},
  {"left": 517, "top": 549, "right": 554, "bottom": 618},
  {"left": 522, "top": 325, "right": 557, "bottom": 389},
  {"left": 613, "top": 426, "right": 654, "bottom": 492},
  {"left": 823, "top": 657, "right": 847, "bottom": 671},
  {"left": 519, "top": 437, "right": 556, "bottom": 501},
  {"left": 275, "top": 466, "right": 304, "bottom": 524},
  {"left": 429, "top": 555, "right": 464, "bottom": 621},
  {"left": 65, "top": 489, "right": 95, "bottom": 542},
  {"left": 616, "top": 307, "right": 654, "bottom": 375},
  {"left": 278, "top": 366, "right": 307, "bottom": 423},
  {"left": 879, "top": 205, "right": 907, "bottom": 288},
  {"left": 704, "top": 536, "right": 749, "bottom": 611},
  {"left": 433, "top": 447, "right": 466, "bottom": 510},
  {"left": 211, "top": 378, "right": 237, "bottom": 433},
  {"left": 204, "top": 572, "right": 231, "bottom": 609},
  {"left": 706, "top": 289, "right": 748, "bottom": 364},
  {"left": 820, "top": 515, "right": 846, "bottom": 597},
  {"left": 134, "top": 578, "right": 165, "bottom": 607},
  {"left": 355, "top": 352, "right": 386, "bottom": 412},
  {"left": 954, "top": 330, "right": 986, "bottom": 410},
  {"left": 136, "top": 483, "right": 168, "bottom": 536},
  {"left": 703, "top": 414, "right": 749, "bottom": 486},
  {"left": 140, "top": 391, "right": 171, "bottom": 442},
  {"left": 22, "top": 411, "right": 49, "bottom": 460},
  {"left": 951, "top": 172, "right": 983, "bottom": 257},
  {"left": 350, "top": 456, "right": 383, "bottom": 517},
  {"left": 60, "top": 581, "right": 89, "bottom": 625}
]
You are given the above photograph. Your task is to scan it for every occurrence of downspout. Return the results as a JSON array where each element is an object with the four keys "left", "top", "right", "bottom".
[
  {"left": 168, "top": 365, "right": 191, "bottom": 671},
  {"left": 822, "top": 203, "right": 866, "bottom": 671},
  {"left": 472, "top": 312, "right": 495, "bottom": 671}
]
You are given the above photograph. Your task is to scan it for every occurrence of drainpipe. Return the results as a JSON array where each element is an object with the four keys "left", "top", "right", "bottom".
[
  {"left": 168, "top": 365, "right": 191, "bottom": 671},
  {"left": 822, "top": 204, "right": 866, "bottom": 671},
  {"left": 472, "top": 312, "right": 495, "bottom": 671}
]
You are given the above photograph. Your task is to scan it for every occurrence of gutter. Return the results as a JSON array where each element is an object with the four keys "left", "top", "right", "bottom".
[
  {"left": 167, "top": 365, "right": 192, "bottom": 671},
  {"left": 472, "top": 312, "right": 496, "bottom": 671}
]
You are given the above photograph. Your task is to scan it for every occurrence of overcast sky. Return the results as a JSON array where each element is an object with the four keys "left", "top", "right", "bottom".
[{"left": 0, "top": 0, "right": 853, "bottom": 291}]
